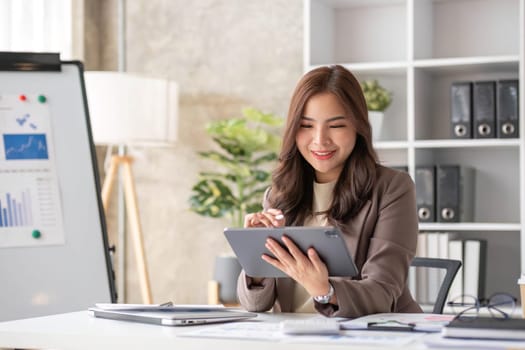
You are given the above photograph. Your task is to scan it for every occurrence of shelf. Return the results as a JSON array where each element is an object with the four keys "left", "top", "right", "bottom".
[
  {"left": 308, "top": 56, "right": 519, "bottom": 76},
  {"left": 307, "top": 0, "right": 407, "bottom": 65},
  {"left": 308, "top": 62, "right": 407, "bottom": 73},
  {"left": 419, "top": 223, "right": 521, "bottom": 232},
  {"left": 374, "top": 141, "right": 409, "bottom": 150},
  {"left": 317, "top": 0, "right": 405, "bottom": 7},
  {"left": 413, "top": 56, "right": 519, "bottom": 74},
  {"left": 413, "top": 0, "right": 519, "bottom": 60},
  {"left": 414, "top": 139, "right": 520, "bottom": 149},
  {"left": 413, "top": 67, "right": 519, "bottom": 140}
]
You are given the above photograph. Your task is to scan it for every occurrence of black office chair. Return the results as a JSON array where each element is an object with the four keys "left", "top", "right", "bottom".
[{"left": 410, "top": 257, "right": 462, "bottom": 314}]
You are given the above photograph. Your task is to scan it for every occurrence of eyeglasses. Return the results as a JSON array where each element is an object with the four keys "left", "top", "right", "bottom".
[{"left": 447, "top": 293, "right": 517, "bottom": 319}]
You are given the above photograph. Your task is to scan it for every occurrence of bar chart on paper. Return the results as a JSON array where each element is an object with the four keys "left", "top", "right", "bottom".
[
  {"left": 0, "top": 188, "right": 33, "bottom": 227},
  {"left": 0, "top": 169, "right": 65, "bottom": 248}
]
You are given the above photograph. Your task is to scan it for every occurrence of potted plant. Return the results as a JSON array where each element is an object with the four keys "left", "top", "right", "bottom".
[
  {"left": 189, "top": 107, "right": 283, "bottom": 227},
  {"left": 361, "top": 79, "right": 392, "bottom": 140},
  {"left": 189, "top": 107, "right": 283, "bottom": 304}
]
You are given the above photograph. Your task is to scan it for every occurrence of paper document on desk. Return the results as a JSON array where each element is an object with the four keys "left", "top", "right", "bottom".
[
  {"left": 180, "top": 321, "right": 424, "bottom": 346},
  {"left": 340, "top": 313, "right": 454, "bottom": 332}
]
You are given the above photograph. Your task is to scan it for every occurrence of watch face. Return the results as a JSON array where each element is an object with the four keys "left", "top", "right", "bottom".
[
  {"left": 314, "top": 295, "right": 331, "bottom": 304},
  {"left": 313, "top": 284, "right": 334, "bottom": 304}
]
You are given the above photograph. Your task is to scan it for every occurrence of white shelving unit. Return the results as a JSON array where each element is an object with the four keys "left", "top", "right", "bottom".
[{"left": 304, "top": 0, "right": 524, "bottom": 298}]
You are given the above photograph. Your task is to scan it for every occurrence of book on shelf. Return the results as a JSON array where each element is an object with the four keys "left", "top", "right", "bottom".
[
  {"left": 437, "top": 233, "right": 450, "bottom": 286},
  {"left": 463, "top": 239, "right": 487, "bottom": 299},
  {"left": 426, "top": 232, "right": 441, "bottom": 304},
  {"left": 447, "top": 239, "right": 464, "bottom": 302},
  {"left": 423, "top": 232, "right": 452, "bottom": 305},
  {"left": 415, "top": 232, "right": 428, "bottom": 304}
]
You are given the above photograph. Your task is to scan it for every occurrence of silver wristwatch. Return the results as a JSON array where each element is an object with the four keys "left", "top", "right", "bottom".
[{"left": 313, "top": 283, "right": 334, "bottom": 304}]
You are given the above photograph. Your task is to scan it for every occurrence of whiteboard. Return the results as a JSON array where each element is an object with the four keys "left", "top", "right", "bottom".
[{"left": 0, "top": 57, "right": 116, "bottom": 321}]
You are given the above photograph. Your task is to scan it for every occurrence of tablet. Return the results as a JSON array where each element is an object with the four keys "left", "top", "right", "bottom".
[{"left": 224, "top": 226, "right": 358, "bottom": 278}]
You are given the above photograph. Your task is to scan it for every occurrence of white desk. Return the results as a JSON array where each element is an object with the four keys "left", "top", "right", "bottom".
[{"left": 0, "top": 311, "right": 429, "bottom": 350}]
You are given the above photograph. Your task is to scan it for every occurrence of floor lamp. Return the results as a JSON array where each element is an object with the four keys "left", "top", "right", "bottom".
[
  {"left": 84, "top": 72, "right": 178, "bottom": 304},
  {"left": 100, "top": 154, "right": 151, "bottom": 303}
]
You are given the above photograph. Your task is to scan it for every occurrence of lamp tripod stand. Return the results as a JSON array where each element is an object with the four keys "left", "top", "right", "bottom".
[{"left": 101, "top": 154, "right": 152, "bottom": 304}]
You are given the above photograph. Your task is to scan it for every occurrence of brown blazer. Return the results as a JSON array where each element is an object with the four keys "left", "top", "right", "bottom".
[{"left": 237, "top": 166, "right": 422, "bottom": 318}]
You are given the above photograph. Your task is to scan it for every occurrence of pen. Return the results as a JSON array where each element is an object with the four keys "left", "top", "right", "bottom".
[{"left": 159, "top": 301, "right": 173, "bottom": 307}]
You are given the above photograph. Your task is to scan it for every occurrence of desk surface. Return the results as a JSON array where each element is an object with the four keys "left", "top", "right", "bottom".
[{"left": 0, "top": 310, "right": 430, "bottom": 350}]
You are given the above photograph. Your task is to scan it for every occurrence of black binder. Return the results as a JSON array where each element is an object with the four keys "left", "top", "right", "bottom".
[
  {"left": 497, "top": 79, "right": 519, "bottom": 138},
  {"left": 436, "top": 165, "right": 475, "bottom": 222},
  {"left": 415, "top": 166, "right": 435, "bottom": 222},
  {"left": 473, "top": 81, "right": 496, "bottom": 138},
  {"left": 450, "top": 82, "right": 473, "bottom": 139}
]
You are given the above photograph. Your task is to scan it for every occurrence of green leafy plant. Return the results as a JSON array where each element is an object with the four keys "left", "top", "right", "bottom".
[
  {"left": 189, "top": 108, "right": 284, "bottom": 227},
  {"left": 361, "top": 79, "right": 392, "bottom": 112}
]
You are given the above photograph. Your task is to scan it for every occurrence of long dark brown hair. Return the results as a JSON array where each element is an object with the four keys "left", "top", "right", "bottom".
[{"left": 269, "top": 65, "right": 378, "bottom": 227}]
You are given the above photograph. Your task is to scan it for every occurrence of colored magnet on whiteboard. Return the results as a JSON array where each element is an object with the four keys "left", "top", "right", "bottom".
[
  {"left": 19, "top": 95, "right": 27, "bottom": 101},
  {"left": 32, "top": 230, "right": 41, "bottom": 239},
  {"left": 38, "top": 95, "right": 47, "bottom": 103}
]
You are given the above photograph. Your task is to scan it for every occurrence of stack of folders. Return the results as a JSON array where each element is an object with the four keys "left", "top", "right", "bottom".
[
  {"left": 408, "top": 233, "right": 486, "bottom": 307},
  {"left": 451, "top": 80, "right": 519, "bottom": 139},
  {"left": 415, "top": 165, "right": 475, "bottom": 224}
]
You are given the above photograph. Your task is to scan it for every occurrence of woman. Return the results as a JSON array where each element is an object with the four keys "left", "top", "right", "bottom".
[{"left": 237, "top": 65, "right": 421, "bottom": 318}]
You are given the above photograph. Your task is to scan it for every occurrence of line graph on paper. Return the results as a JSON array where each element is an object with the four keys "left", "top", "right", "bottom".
[
  {"left": 3, "top": 134, "right": 49, "bottom": 160},
  {"left": 0, "top": 93, "right": 53, "bottom": 162}
]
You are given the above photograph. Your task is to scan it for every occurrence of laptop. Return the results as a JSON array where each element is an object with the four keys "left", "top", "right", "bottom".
[{"left": 88, "top": 306, "right": 257, "bottom": 326}]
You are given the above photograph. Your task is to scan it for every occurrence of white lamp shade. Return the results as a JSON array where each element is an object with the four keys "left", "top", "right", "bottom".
[{"left": 84, "top": 71, "right": 178, "bottom": 146}]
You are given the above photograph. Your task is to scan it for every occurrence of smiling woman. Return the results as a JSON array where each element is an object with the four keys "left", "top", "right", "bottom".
[{"left": 238, "top": 65, "right": 421, "bottom": 318}]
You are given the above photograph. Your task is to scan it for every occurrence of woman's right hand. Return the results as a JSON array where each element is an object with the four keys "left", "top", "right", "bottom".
[
  {"left": 244, "top": 208, "right": 285, "bottom": 285},
  {"left": 244, "top": 208, "right": 285, "bottom": 228}
]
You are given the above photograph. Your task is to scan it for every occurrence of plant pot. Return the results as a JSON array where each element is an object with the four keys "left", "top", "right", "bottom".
[
  {"left": 368, "top": 111, "right": 384, "bottom": 141},
  {"left": 213, "top": 255, "right": 242, "bottom": 304}
]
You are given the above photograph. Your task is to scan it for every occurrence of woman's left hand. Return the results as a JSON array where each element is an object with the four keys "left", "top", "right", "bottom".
[{"left": 262, "top": 235, "right": 331, "bottom": 298}]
